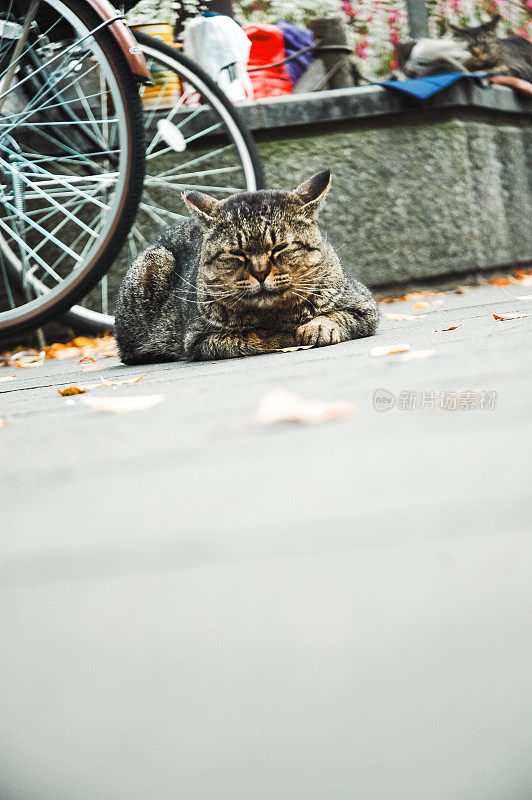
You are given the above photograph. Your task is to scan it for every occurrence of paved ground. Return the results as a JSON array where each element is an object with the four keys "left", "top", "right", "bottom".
[{"left": 1, "top": 284, "right": 532, "bottom": 800}]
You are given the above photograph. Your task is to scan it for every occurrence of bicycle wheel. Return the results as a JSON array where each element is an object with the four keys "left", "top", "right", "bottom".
[
  {"left": 0, "top": 0, "right": 145, "bottom": 337},
  {"left": 65, "top": 32, "right": 265, "bottom": 332}
]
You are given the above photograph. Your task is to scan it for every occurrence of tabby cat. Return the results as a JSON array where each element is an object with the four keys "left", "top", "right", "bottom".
[
  {"left": 115, "top": 171, "right": 379, "bottom": 363},
  {"left": 403, "top": 14, "right": 532, "bottom": 81}
]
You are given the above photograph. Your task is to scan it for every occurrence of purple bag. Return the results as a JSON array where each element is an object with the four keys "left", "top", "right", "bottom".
[{"left": 276, "top": 22, "right": 314, "bottom": 85}]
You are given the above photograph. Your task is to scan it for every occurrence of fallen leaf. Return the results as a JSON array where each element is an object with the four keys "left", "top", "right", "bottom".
[
  {"left": 493, "top": 312, "right": 528, "bottom": 321},
  {"left": 439, "top": 325, "right": 461, "bottom": 331},
  {"left": 489, "top": 277, "right": 511, "bottom": 286},
  {"left": 386, "top": 313, "right": 427, "bottom": 321},
  {"left": 45, "top": 335, "right": 117, "bottom": 360},
  {"left": 99, "top": 376, "right": 143, "bottom": 388},
  {"left": 75, "top": 375, "right": 143, "bottom": 391},
  {"left": 370, "top": 344, "right": 409, "bottom": 357},
  {"left": 15, "top": 354, "right": 45, "bottom": 368},
  {"left": 79, "top": 356, "right": 97, "bottom": 364},
  {"left": 0, "top": 417, "right": 9, "bottom": 428},
  {"left": 378, "top": 290, "right": 444, "bottom": 304},
  {"left": 9, "top": 349, "right": 44, "bottom": 367},
  {"left": 80, "top": 394, "right": 163, "bottom": 413},
  {"left": 48, "top": 347, "right": 81, "bottom": 360},
  {"left": 0, "top": 374, "right": 16, "bottom": 382},
  {"left": 399, "top": 349, "right": 435, "bottom": 361},
  {"left": 273, "top": 345, "right": 314, "bottom": 352},
  {"left": 81, "top": 363, "right": 111, "bottom": 373},
  {"left": 58, "top": 386, "right": 86, "bottom": 396},
  {"left": 412, "top": 302, "right": 429, "bottom": 311},
  {"left": 514, "top": 271, "right": 532, "bottom": 286},
  {"left": 255, "top": 389, "right": 353, "bottom": 425}
]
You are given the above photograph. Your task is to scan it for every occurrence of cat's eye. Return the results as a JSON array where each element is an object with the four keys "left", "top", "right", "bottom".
[
  {"left": 230, "top": 250, "right": 247, "bottom": 262},
  {"left": 271, "top": 243, "right": 289, "bottom": 257}
]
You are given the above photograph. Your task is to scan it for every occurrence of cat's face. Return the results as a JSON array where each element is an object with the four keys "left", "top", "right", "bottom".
[
  {"left": 450, "top": 15, "right": 502, "bottom": 70},
  {"left": 184, "top": 171, "right": 331, "bottom": 309}
]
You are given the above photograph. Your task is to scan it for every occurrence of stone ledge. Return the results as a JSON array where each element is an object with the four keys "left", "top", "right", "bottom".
[{"left": 236, "top": 83, "right": 532, "bottom": 133}]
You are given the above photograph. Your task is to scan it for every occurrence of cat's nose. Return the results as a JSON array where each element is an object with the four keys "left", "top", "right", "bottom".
[
  {"left": 250, "top": 259, "right": 271, "bottom": 284},
  {"left": 252, "top": 268, "right": 270, "bottom": 284}
]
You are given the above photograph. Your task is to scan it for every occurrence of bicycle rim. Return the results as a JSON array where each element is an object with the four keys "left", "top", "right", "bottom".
[{"left": 0, "top": 0, "right": 144, "bottom": 336}]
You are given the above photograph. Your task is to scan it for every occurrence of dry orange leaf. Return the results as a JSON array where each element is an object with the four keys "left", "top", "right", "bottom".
[
  {"left": 45, "top": 335, "right": 117, "bottom": 360},
  {"left": 48, "top": 347, "right": 81, "bottom": 360},
  {"left": 0, "top": 374, "right": 16, "bottom": 382},
  {"left": 489, "top": 277, "right": 511, "bottom": 286},
  {"left": 79, "top": 356, "right": 97, "bottom": 364},
  {"left": 412, "top": 302, "right": 429, "bottom": 311},
  {"left": 80, "top": 394, "right": 163, "bottom": 413},
  {"left": 440, "top": 325, "right": 461, "bottom": 331},
  {"left": 255, "top": 389, "right": 353, "bottom": 425},
  {"left": 58, "top": 386, "right": 86, "bottom": 396},
  {"left": 493, "top": 312, "right": 528, "bottom": 321},
  {"left": 370, "top": 344, "right": 409, "bottom": 357}
]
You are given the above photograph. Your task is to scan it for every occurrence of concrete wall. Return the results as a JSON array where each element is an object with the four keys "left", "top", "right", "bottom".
[{"left": 255, "top": 116, "right": 532, "bottom": 289}]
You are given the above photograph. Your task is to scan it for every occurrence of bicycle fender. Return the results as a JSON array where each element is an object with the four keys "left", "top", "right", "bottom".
[{"left": 84, "top": 0, "right": 151, "bottom": 83}]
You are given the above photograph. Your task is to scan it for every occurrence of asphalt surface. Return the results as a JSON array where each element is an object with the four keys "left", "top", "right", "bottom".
[{"left": 1, "top": 283, "right": 532, "bottom": 800}]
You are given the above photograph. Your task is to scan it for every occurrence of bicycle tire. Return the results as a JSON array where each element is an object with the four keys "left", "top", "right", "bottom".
[{"left": 0, "top": 0, "right": 146, "bottom": 337}]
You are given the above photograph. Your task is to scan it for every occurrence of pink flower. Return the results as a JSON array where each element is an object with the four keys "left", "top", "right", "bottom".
[
  {"left": 526, "top": 0, "right": 532, "bottom": 9},
  {"left": 390, "top": 59, "right": 399, "bottom": 70},
  {"left": 516, "top": 28, "right": 527, "bottom": 37},
  {"left": 355, "top": 42, "right": 369, "bottom": 59},
  {"left": 389, "top": 30, "right": 400, "bottom": 45},
  {"left": 341, "top": 0, "right": 355, "bottom": 18}
]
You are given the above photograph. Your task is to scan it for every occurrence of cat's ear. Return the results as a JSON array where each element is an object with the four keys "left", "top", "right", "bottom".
[
  {"left": 182, "top": 191, "right": 221, "bottom": 224},
  {"left": 483, "top": 13, "right": 501, "bottom": 31},
  {"left": 292, "top": 170, "right": 332, "bottom": 216}
]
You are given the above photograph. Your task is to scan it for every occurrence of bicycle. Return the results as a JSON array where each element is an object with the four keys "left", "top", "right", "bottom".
[
  {"left": 0, "top": 1, "right": 265, "bottom": 339},
  {"left": 0, "top": 0, "right": 149, "bottom": 338}
]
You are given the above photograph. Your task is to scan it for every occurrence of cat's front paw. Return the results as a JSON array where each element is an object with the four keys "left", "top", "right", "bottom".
[{"left": 296, "top": 316, "right": 343, "bottom": 347}]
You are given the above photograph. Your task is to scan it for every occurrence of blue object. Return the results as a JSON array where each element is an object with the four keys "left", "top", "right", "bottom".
[
  {"left": 378, "top": 72, "right": 487, "bottom": 100},
  {"left": 276, "top": 21, "right": 314, "bottom": 85}
]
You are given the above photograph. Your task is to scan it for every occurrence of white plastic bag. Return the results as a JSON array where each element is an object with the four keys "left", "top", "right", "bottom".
[{"left": 183, "top": 15, "right": 253, "bottom": 103}]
